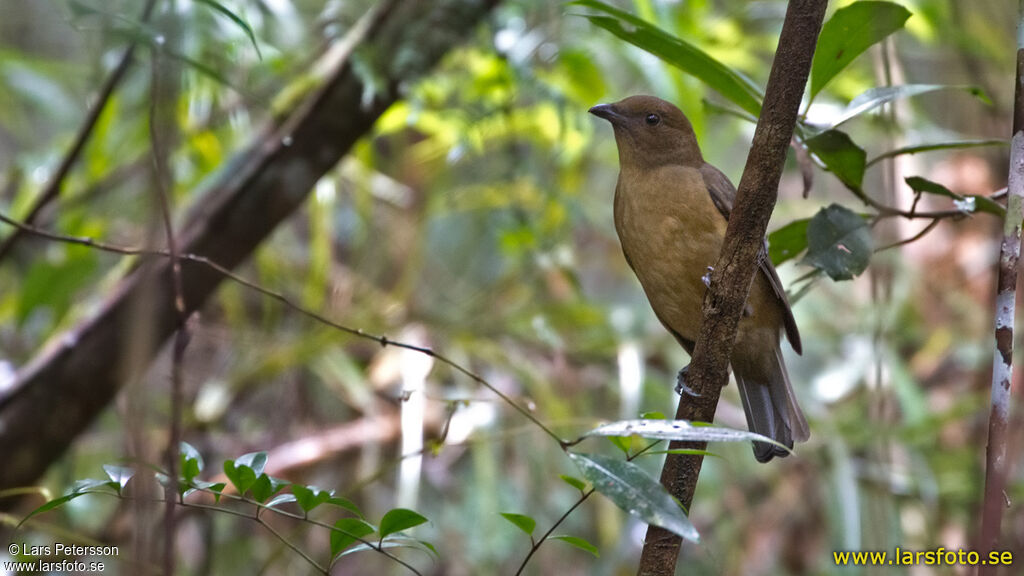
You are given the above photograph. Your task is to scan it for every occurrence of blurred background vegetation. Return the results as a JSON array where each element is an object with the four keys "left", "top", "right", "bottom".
[{"left": 0, "top": 0, "right": 1020, "bottom": 574}]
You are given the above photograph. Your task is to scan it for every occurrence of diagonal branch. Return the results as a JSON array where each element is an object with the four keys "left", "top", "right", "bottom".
[
  {"left": 0, "top": 0, "right": 502, "bottom": 498},
  {"left": 636, "top": 1, "right": 829, "bottom": 574}
]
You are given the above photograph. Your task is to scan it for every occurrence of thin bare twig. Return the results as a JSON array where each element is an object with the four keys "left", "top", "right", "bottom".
[
  {"left": 149, "top": 28, "right": 190, "bottom": 576},
  {"left": 513, "top": 489, "right": 595, "bottom": 576},
  {"left": 873, "top": 218, "right": 942, "bottom": 253},
  {"left": 0, "top": 212, "right": 566, "bottom": 447},
  {"left": 0, "top": 0, "right": 159, "bottom": 264}
]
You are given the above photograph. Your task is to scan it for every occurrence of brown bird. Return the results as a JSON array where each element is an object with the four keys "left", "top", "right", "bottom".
[{"left": 590, "top": 95, "right": 808, "bottom": 462}]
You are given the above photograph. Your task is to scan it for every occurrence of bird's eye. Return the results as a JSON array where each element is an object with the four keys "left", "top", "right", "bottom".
[{"left": 645, "top": 113, "right": 660, "bottom": 126}]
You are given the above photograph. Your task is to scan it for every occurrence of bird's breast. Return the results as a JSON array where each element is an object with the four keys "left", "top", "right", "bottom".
[{"left": 613, "top": 165, "right": 728, "bottom": 341}]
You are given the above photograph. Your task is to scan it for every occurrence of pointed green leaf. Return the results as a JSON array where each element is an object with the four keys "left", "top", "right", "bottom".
[
  {"left": 769, "top": 218, "right": 811, "bottom": 265},
  {"left": 194, "top": 0, "right": 262, "bottom": 59},
  {"left": 588, "top": 419, "right": 783, "bottom": 446},
  {"left": 266, "top": 493, "right": 297, "bottom": 509},
  {"left": 291, "top": 484, "right": 332, "bottom": 513},
  {"left": 102, "top": 465, "right": 134, "bottom": 492},
  {"left": 330, "top": 517, "right": 376, "bottom": 557},
  {"left": 607, "top": 435, "right": 632, "bottom": 455},
  {"left": 326, "top": 496, "right": 364, "bottom": 518},
  {"left": 802, "top": 204, "right": 873, "bottom": 280},
  {"left": 500, "top": 512, "right": 536, "bottom": 536},
  {"left": 18, "top": 493, "right": 89, "bottom": 527},
  {"left": 904, "top": 176, "right": 1005, "bottom": 217},
  {"left": 831, "top": 84, "right": 989, "bottom": 127},
  {"left": 234, "top": 452, "right": 267, "bottom": 475},
  {"left": 569, "top": 453, "right": 698, "bottom": 541},
  {"left": 180, "top": 442, "right": 203, "bottom": 485},
  {"left": 572, "top": 0, "right": 763, "bottom": 116},
  {"left": 905, "top": 176, "right": 962, "bottom": 200},
  {"left": 811, "top": 1, "right": 912, "bottom": 99},
  {"left": 559, "top": 474, "right": 589, "bottom": 492},
  {"left": 249, "top": 474, "right": 286, "bottom": 503},
  {"left": 867, "top": 139, "right": 1006, "bottom": 167},
  {"left": 222, "top": 460, "right": 256, "bottom": 495},
  {"left": 805, "top": 129, "right": 867, "bottom": 190},
  {"left": 552, "top": 535, "right": 600, "bottom": 557},
  {"left": 379, "top": 508, "right": 429, "bottom": 539},
  {"left": 334, "top": 537, "right": 434, "bottom": 560}
]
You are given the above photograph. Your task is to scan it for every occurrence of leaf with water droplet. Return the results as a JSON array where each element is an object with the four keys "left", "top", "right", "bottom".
[{"left": 569, "top": 453, "right": 698, "bottom": 541}]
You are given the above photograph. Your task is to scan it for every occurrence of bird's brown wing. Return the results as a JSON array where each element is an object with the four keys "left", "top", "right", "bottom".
[{"left": 699, "top": 163, "right": 802, "bottom": 354}]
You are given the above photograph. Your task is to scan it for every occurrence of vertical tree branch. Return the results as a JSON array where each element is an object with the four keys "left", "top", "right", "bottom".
[
  {"left": 976, "top": 3, "right": 1024, "bottom": 572},
  {"left": 636, "top": 1, "right": 828, "bottom": 574}
]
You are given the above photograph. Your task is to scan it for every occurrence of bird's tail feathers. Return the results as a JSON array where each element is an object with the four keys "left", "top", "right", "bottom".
[{"left": 735, "top": 349, "right": 808, "bottom": 463}]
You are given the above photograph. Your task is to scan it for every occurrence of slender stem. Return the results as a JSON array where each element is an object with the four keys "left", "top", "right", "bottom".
[
  {"left": 513, "top": 489, "right": 595, "bottom": 576},
  {"left": 0, "top": 211, "right": 566, "bottom": 446},
  {"left": 148, "top": 17, "right": 190, "bottom": 576},
  {"left": 873, "top": 218, "right": 941, "bottom": 253},
  {"left": 256, "top": 515, "right": 328, "bottom": 575}
]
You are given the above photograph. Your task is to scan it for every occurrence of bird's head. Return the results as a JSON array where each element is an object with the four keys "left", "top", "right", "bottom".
[{"left": 589, "top": 95, "right": 703, "bottom": 168}]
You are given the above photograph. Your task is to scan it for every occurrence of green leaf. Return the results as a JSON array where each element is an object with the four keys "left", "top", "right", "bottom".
[
  {"left": 572, "top": 0, "right": 763, "bottom": 116},
  {"left": 194, "top": 0, "right": 262, "bottom": 59},
  {"left": 867, "top": 139, "right": 1006, "bottom": 167},
  {"left": 769, "top": 218, "right": 811, "bottom": 266},
  {"left": 552, "top": 535, "right": 600, "bottom": 557},
  {"left": 180, "top": 442, "right": 203, "bottom": 486},
  {"left": 831, "top": 84, "right": 990, "bottom": 127},
  {"left": 640, "top": 411, "right": 665, "bottom": 420},
  {"left": 235, "top": 452, "right": 268, "bottom": 475},
  {"left": 500, "top": 512, "right": 536, "bottom": 536},
  {"left": 607, "top": 435, "right": 632, "bottom": 455},
  {"left": 249, "top": 474, "right": 286, "bottom": 503},
  {"left": 417, "top": 540, "right": 439, "bottom": 557},
  {"left": 334, "top": 537, "right": 434, "bottom": 560},
  {"left": 223, "top": 462, "right": 254, "bottom": 495},
  {"left": 805, "top": 129, "right": 867, "bottom": 189},
  {"left": 904, "top": 176, "right": 962, "bottom": 200},
  {"left": 266, "top": 493, "right": 297, "bottom": 509},
  {"left": 802, "top": 204, "right": 873, "bottom": 280},
  {"left": 327, "top": 496, "right": 365, "bottom": 518},
  {"left": 587, "top": 419, "right": 784, "bottom": 446},
  {"left": 811, "top": 1, "right": 912, "bottom": 99},
  {"left": 102, "top": 465, "right": 134, "bottom": 493},
  {"left": 379, "top": 508, "right": 429, "bottom": 539},
  {"left": 330, "top": 517, "right": 376, "bottom": 557},
  {"left": 904, "top": 176, "right": 1005, "bottom": 217},
  {"left": 291, "top": 484, "right": 332, "bottom": 513},
  {"left": 560, "top": 474, "right": 589, "bottom": 492},
  {"left": 569, "top": 453, "right": 698, "bottom": 541},
  {"left": 18, "top": 479, "right": 115, "bottom": 527},
  {"left": 206, "top": 482, "right": 227, "bottom": 503},
  {"left": 18, "top": 493, "right": 89, "bottom": 527}
]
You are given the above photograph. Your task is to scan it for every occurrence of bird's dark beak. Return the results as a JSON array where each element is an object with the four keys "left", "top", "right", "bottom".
[{"left": 589, "top": 103, "right": 623, "bottom": 124}]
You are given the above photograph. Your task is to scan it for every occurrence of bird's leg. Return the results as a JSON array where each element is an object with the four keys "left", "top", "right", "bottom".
[
  {"left": 674, "top": 365, "right": 702, "bottom": 398},
  {"left": 701, "top": 266, "right": 714, "bottom": 288}
]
